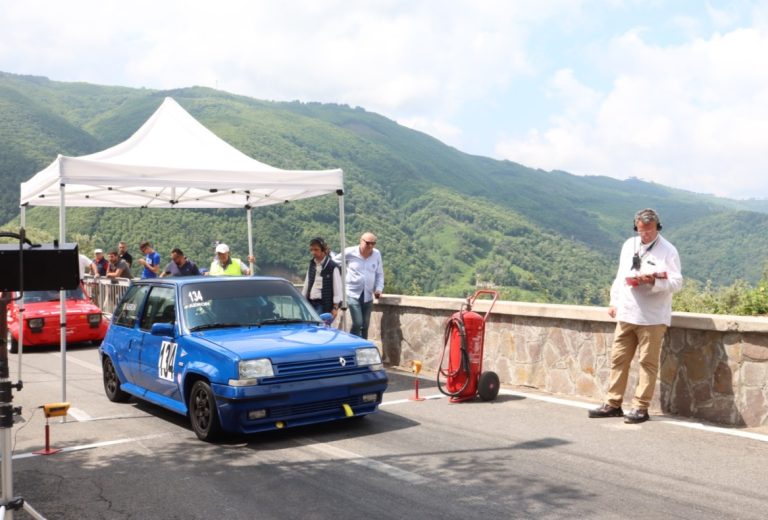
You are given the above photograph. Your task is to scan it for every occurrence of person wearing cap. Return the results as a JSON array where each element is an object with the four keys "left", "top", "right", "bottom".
[
  {"left": 137, "top": 241, "right": 161, "bottom": 279},
  {"left": 90, "top": 249, "right": 108, "bottom": 277},
  {"left": 208, "top": 243, "right": 253, "bottom": 276}
]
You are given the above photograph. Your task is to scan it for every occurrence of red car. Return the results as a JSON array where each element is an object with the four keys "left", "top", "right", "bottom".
[{"left": 6, "top": 283, "right": 108, "bottom": 353}]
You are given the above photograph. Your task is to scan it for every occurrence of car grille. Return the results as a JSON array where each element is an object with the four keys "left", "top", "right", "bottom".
[
  {"left": 269, "top": 395, "right": 368, "bottom": 419},
  {"left": 267, "top": 355, "right": 369, "bottom": 384}
]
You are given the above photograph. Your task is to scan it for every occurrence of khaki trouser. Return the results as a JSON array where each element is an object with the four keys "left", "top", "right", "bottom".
[{"left": 606, "top": 321, "right": 668, "bottom": 410}]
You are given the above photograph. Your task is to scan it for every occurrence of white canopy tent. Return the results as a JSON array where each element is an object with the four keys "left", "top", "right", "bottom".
[{"left": 18, "top": 97, "right": 348, "bottom": 401}]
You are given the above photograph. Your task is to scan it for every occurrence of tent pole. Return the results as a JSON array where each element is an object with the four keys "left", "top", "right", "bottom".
[
  {"left": 17, "top": 206, "right": 26, "bottom": 380},
  {"left": 59, "top": 184, "right": 67, "bottom": 403},
  {"left": 246, "top": 207, "right": 254, "bottom": 275},
  {"left": 338, "top": 190, "right": 347, "bottom": 330}
]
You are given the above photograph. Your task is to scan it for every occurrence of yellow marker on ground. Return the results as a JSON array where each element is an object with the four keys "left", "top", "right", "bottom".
[{"left": 342, "top": 403, "right": 354, "bottom": 417}]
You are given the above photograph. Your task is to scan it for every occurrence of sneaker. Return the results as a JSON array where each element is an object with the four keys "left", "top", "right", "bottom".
[
  {"left": 588, "top": 404, "right": 624, "bottom": 418},
  {"left": 624, "top": 408, "right": 650, "bottom": 424}
]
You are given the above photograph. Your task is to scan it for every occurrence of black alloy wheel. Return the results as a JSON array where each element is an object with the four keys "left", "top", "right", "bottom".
[
  {"left": 102, "top": 356, "right": 130, "bottom": 402},
  {"left": 189, "top": 380, "right": 222, "bottom": 442}
]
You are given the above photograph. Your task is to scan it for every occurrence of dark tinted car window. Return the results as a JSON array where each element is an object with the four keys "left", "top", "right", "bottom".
[
  {"left": 181, "top": 280, "right": 316, "bottom": 330},
  {"left": 113, "top": 285, "right": 150, "bottom": 328},
  {"left": 140, "top": 286, "right": 176, "bottom": 331}
]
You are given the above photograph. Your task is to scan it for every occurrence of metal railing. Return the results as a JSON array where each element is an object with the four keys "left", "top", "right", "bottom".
[{"left": 82, "top": 275, "right": 132, "bottom": 317}]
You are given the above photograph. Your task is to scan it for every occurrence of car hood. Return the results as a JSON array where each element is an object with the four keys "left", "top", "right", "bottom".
[
  {"left": 16, "top": 300, "right": 101, "bottom": 317},
  {"left": 189, "top": 324, "right": 373, "bottom": 361}
]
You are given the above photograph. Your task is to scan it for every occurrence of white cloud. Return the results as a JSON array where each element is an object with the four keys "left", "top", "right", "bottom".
[
  {"left": 397, "top": 116, "right": 462, "bottom": 145},
  {"left": 0, "top": 0, "right": 582, "bottom": 156},
  {"left": 496, "top": 25, "right": 768, "bottom": 198}
]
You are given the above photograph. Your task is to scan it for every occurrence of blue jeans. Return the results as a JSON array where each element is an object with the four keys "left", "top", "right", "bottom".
[{"left": 347, "top": 295, "right": 373, "bottom": 339}]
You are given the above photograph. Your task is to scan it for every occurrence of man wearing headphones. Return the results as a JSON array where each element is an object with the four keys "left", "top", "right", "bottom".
[{"left": 589, "top": 208, "right": 683, "bottom": 424}]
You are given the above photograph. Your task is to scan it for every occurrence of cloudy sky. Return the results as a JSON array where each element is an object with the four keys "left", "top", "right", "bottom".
[{"left": 1, "top": 0, "right": 767, "bottom": 199}]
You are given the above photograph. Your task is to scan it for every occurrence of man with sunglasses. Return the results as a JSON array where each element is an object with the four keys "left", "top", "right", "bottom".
[{"left": 335, "top": 232, "right": 384, "bottom": 339}]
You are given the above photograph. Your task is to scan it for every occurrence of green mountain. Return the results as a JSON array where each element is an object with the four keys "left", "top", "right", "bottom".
[{"left": 1, "top": 71, "right": 767, "bottom": 303}]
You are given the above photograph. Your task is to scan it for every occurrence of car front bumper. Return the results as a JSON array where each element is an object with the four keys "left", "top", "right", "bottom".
[{"left": 210, "top": 370, "right": 389, "bottom": 434}]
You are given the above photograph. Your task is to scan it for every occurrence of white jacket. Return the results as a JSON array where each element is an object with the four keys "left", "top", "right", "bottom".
[{"left": 609, "top": 234, "right": 683, "bottom": 326}]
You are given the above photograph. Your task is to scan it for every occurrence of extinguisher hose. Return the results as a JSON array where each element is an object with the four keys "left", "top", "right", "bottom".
[{"left": 436, "top": 314, "right": 471, "bottom": 397}]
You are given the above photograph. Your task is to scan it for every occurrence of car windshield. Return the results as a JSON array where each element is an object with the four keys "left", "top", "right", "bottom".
[
  {"left": 181, "top": 280, "right": 320, "bottom": 332},
  {"left": 23, "top": 287, "right": 86, "bottom": 303}
]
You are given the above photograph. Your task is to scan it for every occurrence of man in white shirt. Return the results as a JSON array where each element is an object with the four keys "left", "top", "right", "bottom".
[
  {"left": 334, "top": 232, "right": 384, "bottom": 339},
  {"left": 589, "top": 208, "right": 683, "bottom": 424}
]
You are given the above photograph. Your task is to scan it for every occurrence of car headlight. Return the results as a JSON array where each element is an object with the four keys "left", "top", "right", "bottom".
[
  {"left": 229, "top": 358, "right": 274, "bottom": 386},
  {"left": 27, "top": 318, "right": 44, "bottom": 331},
  {"left": 356, "top": 347, "right": 383, "bottom": 370},
  {"left": 87, "top": 313, "right": 102, "bottom": 326}
]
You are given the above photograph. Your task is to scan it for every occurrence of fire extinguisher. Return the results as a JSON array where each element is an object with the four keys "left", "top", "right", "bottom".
[{"left": 436, "top": 290, "right": 500, "bottom": 403}]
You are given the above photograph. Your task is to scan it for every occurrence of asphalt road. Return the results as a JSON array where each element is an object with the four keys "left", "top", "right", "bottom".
[{"left": 4, "top": 345, "right": 767, "bottom": 519}]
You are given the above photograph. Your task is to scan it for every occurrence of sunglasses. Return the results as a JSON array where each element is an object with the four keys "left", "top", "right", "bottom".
[{"left": 363, "top": 240, "right": 376, "bottom": 246}]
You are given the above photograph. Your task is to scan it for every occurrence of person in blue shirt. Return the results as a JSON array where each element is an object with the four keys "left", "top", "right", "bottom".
[
  {"left": 334, "top": 232, "right": 384, "bottom": 339},
  {"left": 137, "top": 241, "right": 161, "bottom": 279}
]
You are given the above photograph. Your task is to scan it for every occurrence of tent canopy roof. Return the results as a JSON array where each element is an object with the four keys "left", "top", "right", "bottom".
[{"left": 20, "top": 97, "right": 343, "bottom": 209}]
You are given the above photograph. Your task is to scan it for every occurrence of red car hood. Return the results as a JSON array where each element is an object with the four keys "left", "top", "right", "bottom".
[{"left": 19, "top": 300, "right": 101, "bottom": 317}]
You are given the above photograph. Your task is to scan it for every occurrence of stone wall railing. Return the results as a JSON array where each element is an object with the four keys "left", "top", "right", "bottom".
[{"left": 366, "top": 295, "right": 768, "bottom": 427}]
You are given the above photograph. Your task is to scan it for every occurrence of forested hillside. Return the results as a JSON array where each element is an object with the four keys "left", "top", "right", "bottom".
[{"left": 1, "top": 71, "right": 767, "bottom": 303}]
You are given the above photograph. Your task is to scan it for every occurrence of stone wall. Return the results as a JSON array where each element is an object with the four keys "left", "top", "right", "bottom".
[{"left": 366, "top": 295, "right": 768, "bottom": 427}]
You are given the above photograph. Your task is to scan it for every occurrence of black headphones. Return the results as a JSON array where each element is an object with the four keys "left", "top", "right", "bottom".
[
  {"left": 633, "top": 208, "right": 662, "bottom": 231},
  {"left": 310, "top": 236, "right": 328, "bottom": 252}
]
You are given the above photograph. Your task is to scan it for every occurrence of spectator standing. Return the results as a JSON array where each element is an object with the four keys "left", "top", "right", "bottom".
[
  {"left": 117, "top": 241, "right": 133, "bottom": 267},
  {"left": 302, "top": 237, "right": 342, "bottom": 320},
  {"left": 106, "top": 250, "right": 130, "bottom": 279},
  {"left": 208, "top": 243, "right": 253, "bottom": 276},
  {"left": 90, "top": 249, "right": 108, "bottom": 277},
  {"left": 589, "top": 208, "right": 683, "bottom": 424},
  {"left": 162, "top": 248, "right": 201, "bottom": 277},
  {"left": 137, "top": 241, "right": 161, "bottom": 279},
  {"left": 79, "top": 254, "right": 92, "bottom": 279},
  {"left": 334, "top": 232, "right": 384, "bottom": 339}
]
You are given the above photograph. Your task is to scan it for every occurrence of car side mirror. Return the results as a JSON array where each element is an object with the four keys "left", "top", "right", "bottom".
[
  {"left": 318, "top": 312, "right": 334, "bottom": 326},
  {"left": 151, "top": 322, "right": 175, "bottom": 337}
]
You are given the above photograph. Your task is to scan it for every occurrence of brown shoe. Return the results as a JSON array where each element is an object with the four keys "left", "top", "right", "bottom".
[
  {"left": 588, "top": 404, "right": 624, "bottom": 418},
  {"left": 624, "top": 408, "right": 650, "bottom": 424}
]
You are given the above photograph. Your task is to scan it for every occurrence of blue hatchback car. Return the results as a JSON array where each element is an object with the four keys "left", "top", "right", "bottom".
[{"left": 99, "top": 276, "right": 388, "bottom": 441}]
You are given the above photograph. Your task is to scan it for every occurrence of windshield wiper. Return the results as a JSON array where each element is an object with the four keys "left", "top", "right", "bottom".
[
  {"left": 190, "top": 322, "right": 244, "bottom": 332},
  {"left": 256, "top": 318, "right": 316, "bottom": 326}
]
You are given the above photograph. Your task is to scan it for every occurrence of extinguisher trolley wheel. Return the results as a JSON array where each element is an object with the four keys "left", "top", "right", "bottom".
[{"left": 477, "top": 371, "right": 500, "bottom": 401}]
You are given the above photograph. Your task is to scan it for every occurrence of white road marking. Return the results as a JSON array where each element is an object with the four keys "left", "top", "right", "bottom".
[
  {"left": 67, "top": 412, "right": 152, "bottom": 423},
  {"left": 67, "top": 407, "right": 92, "bottom": 421},
  {"left": 12, "top": 433, "right": 170, "bottom": 460},
  {"left": 299, "top": 439, "right": 430, "bottom": 485},
  {"left": 657, "top": 418, "right": 768, "bottom": 442},
  {"left": 497, "top": 389, "right": 768, "bottom": 443},
  {"left": 381, "top": 394, "right": 444, "bottom": 406},
  {"left": 51, "top": 352, "right": 102, "bottom": 373},
  {"left": 384, "top": 379, "right": 768, "bottom": 443},
  {"left": 499, "top": 389, "right": 595, "bottom": 410}
]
